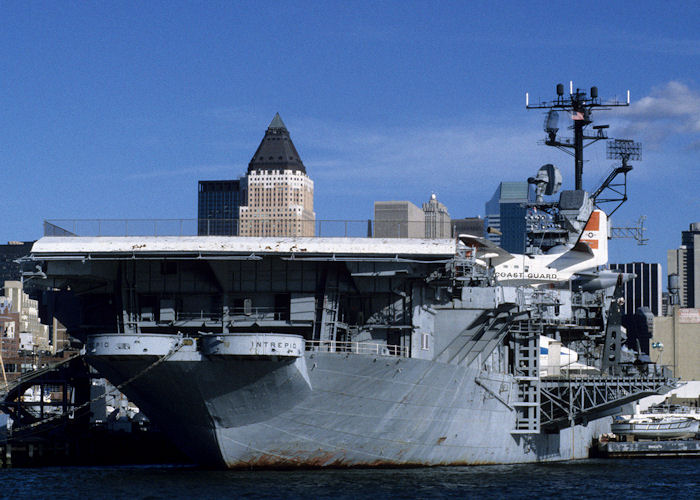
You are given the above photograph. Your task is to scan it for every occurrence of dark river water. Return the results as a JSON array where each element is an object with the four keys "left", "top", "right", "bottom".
[{"left": 0, "top": 458, "right": 697, "bottom": 499}]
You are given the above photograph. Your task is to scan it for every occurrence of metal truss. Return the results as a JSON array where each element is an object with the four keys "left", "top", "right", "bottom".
[{"left": 539, "top": 375, "right": 674, "bottom": 429}]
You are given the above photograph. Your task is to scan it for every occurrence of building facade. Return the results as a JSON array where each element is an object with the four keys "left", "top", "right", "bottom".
[
  {"left": 3, "top": 281, "right": 49, "bottom": 353},
  {"left": 485, "top": 182, "right": 532, "bottom": 253},
  {"left": 609, "top": 262, "right": 663, "bottom": 355},
  {"left": 1, "top": 245, "right": 72, "bottom": 383},
  {"left": 0, "top": 309, "right": 20, "bottom": 384},
  {"left": 1, "top": 287, "right": 71, "bottom": 383},
  {"left": 653, "top": 308, "right": 700, "bottom": 380},
  {"left": 668, "top": 222, "right": 700, "bottom": 308},
  {"left": 373, "top": 195, "right": 456, "bottom": 239},
  {"left": 0, "top": 280, "right": 69, "bottom": 383},
  {"left": 0, "top": 241, "right": 34, "bottom": 283},
  {"left": 239, "top": 169, "right": 315, "bottom": 237},
  {"left": 422, "top": 194, "right": 451, "bottom": 239},
  {"left": 374, "top": 201, "right": 425, "bottom": 238},
  {"left": 609, "top": 262, "right": 663, "bottom": 317},
  {"left": 197, "top": 180, "right": 244, "bottom": 236}
]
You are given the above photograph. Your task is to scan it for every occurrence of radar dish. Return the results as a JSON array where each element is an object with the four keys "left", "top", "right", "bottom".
[{"left": 535, "top": 164, "right": 562, "bottom": 196}]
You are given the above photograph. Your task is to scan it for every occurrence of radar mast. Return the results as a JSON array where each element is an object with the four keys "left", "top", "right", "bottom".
[{"left": 526, "top": 82, "right": 629, "bottom": 190}]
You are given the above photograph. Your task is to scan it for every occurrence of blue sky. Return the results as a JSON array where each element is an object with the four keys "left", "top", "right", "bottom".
[{"left": 2, "top": 1, "right": 699, "bottom": 272}]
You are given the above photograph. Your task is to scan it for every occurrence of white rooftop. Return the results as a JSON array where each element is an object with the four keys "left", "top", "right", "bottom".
[{"left": 31, "top": 236, "right": 456, "bottom": 257}]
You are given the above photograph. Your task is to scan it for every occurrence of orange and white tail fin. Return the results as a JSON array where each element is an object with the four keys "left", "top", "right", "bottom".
[{"left": 579, "top": 209, "right": 608, "bottom": 266}]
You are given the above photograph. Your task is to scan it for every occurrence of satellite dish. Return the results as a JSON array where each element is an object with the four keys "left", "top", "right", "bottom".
[
  {"left": 539, "top": 164, "right": 562, "bottom": 196},
  {"left": 543, "top": 110, "right": 559, "bottom": 135},
  {"left": 530, "top": 164, "right": 563, "bottom": 202}
]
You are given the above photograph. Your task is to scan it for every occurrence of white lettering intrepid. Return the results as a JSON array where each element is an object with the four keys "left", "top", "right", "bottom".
[{"left": 250, "top": 340, "right": 299, "bottom": 350}]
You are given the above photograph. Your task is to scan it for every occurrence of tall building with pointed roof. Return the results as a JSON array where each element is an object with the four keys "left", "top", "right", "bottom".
[
  {"left": 239, "top": 114, "right": 315, "bottom": 236},
  {"left": 247, "top": 113, "right": 306, "bottom": 175}
]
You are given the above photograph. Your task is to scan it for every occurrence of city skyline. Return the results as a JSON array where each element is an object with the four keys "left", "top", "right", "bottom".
[{"left": 2, "top": 2, "right": 699, "bottom": 274}]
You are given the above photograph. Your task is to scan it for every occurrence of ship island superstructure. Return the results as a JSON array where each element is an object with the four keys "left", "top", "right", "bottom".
[{"left": 24, "top": 84, "right": 673, "bottom": 467}]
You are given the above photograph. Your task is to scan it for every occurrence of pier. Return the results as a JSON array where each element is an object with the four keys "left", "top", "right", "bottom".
[
  {"left": 595, "top": 439, "right": 700, "bottom": 458},
  {"left": 1, "top": 355, "right": 187, "bottom": 468}
]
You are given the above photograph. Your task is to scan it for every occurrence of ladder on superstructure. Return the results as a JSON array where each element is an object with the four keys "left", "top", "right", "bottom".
[
  {"left": 316, "top": 267, "right": 340, "bottom": 348},
  {"left": 511, "top": 320, "right": 541, "bottom": 434}
]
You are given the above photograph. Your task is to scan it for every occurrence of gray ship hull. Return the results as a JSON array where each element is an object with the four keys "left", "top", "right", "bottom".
[{"left": 88, "top": 338, "right": 608, "bottom": 467}]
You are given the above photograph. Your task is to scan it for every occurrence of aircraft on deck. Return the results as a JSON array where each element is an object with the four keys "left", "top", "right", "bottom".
[{"left": 459, "top": 209, "right": 634, "bottom": 289}]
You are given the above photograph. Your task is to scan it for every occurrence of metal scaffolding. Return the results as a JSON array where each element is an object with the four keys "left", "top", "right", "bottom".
[{"left": 539, "top": 375, "right": 674, "bottom": 429}]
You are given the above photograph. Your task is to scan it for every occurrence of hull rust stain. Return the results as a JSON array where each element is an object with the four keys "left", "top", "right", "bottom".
[{"left": 225, "top": 449, "right": 512, "bottom": 469}]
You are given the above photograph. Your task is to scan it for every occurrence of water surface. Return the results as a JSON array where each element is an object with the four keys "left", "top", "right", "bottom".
[{"left": 0, "top": 459, "right": 696, "bottom": 499}]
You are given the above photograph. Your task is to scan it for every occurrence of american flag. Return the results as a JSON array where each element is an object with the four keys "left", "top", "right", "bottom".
[{"left": 572, "top": 111, "right": 584, "bottom": 120}]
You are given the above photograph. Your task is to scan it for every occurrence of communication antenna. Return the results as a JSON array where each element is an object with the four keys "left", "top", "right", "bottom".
[
  {"left": 607, "top": 138, "right": 642, "bottom": 163},
  {"left": 591, "top": 139, "right": 642, "bottom": 216},
  {"left": 525, "top": 82, "right": 629, "bottom": 190},
  {"left": 610, "top": 216, "right": 648, "bottom": 245}
]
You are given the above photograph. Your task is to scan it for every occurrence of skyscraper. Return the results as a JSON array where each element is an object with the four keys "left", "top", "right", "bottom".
[
  {"left": 485, "top": 182, "right": 532, "bottom": 253},
  {"left": 609, "top": 262, "right": 663, "bottom": 316},
  {"left": 239, "top": 114, "right": 315, "bottom": 237},
  {"left": 422, "top": 194, "right": 451, "bottom": 239},
  {"left": 667, "top": 222, "right": 700, "bottom": 307},
  {"left": 197, "top": 114, "right": 315, "bottom": 237},
  {"left": 608, "top": 261, "right": 663, "bottom": 355},
  {"left": 197, "top": 180, "right": 243, "bottom": 236}
]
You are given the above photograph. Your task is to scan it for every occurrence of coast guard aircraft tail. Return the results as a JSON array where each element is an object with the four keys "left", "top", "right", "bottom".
[
  {"left": 459, "top": 209, "right": 609, "bottom": 287},
  {"left": 575, "top": 209, "right": 608, "bottom": 268}
]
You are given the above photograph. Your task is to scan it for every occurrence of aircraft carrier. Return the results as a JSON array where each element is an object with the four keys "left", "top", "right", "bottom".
[{"left": 26, "top": 83, "right": 673, "bottom": 467}]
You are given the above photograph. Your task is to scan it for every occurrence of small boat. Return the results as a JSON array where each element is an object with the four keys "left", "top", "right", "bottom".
[{"left": 612, "top": 416, "right": 700, "bottom": 440}]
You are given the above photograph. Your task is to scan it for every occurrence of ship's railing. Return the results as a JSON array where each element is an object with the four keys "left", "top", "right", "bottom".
[
  {"left": 539, "top": 363, "right": 599, "bottom": 377},
  {"left": 645, "top": 405, "right": 700, "bottom": 416},
  {"left": 305, "top": 339, "right": 409, "bottom": 358},
  {"left": 174, "top": 306, "right": 289, "bottom": 322},
  {"left": 613, "top": 420, "right": 695, "bottom": 431},
  {"left": 43, "top": 218, "right": 459, "bottom": 239}
]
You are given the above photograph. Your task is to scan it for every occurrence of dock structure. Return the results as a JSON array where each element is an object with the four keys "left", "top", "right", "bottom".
[
  {"left": 596, "top": 440, "right": 700, "bottom": 457},
  {"left": 0, "top": 352, "right": 190, "bottom": 468},
  {"left": 0, "top": 355, "right": 87, "bottom": 468},
  {"left": 0, "top": 355, "right": 89, "bottom": 431}
]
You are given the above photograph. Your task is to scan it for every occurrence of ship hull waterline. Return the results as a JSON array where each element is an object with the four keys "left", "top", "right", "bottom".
[{"left": 86, "top": 334, "right": 609, "bottom": 468}]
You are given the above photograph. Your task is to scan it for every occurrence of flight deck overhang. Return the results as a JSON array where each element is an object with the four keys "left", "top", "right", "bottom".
[{"left": 30, "top": 236, "right": 456, "bottom": 261}]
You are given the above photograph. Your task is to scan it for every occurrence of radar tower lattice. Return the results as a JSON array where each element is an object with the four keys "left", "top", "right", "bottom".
[{"left": 526, "top": 82, "right": 629, "bottom": 190}]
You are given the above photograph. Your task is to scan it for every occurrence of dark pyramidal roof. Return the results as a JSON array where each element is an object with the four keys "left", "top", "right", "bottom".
[{"left": 247, "top": 113, "right": 306, "bottom": 174}]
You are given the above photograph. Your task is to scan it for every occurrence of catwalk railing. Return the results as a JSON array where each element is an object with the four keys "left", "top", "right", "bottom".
[
  {"left": 44, "top": 219, "right": 458, "bottom": 239},
  {"left": 305, "top": 340, "right": 409, "bottom": 358}
]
